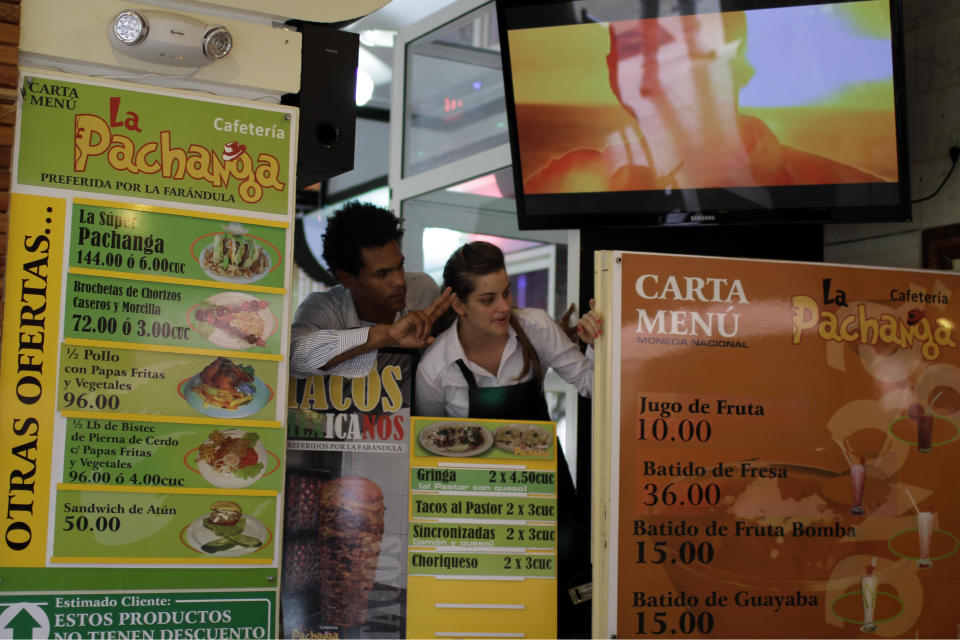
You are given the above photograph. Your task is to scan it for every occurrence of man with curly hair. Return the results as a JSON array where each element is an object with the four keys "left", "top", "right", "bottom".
[{"left": 290, "top": 201, "right": 452, "bottom": 378}]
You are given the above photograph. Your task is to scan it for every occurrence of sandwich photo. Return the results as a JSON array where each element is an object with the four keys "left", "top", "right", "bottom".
[
  {"left": 204, "top": 500, "right": 246, "bottom": 537},
  {"left": 189, "top": 500, "right": 265, "bottom": 555}
]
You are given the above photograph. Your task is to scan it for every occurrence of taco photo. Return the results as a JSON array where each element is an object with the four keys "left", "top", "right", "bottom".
[{"left": 197, "top": 223, "right": 272, "bottom": 284}]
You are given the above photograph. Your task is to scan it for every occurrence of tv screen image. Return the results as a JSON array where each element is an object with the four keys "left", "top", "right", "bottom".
[{"left": 497, "top": 0, "right": 909, "bottom": 228}]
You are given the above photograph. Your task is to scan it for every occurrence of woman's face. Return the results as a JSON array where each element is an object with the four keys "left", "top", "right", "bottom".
[{"left": 456, "top": 269, "right": 512, "bottom": 338}]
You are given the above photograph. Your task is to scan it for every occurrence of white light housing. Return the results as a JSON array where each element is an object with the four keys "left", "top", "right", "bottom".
[
  {"left": 109, "top": 9, "right": 233, "bottom": 67},
  {"left": 113, "top": 10, "right": 147, "bottom": 45},
  {"left": 202, "top": 26, "right": 232, "bottom": 60}
]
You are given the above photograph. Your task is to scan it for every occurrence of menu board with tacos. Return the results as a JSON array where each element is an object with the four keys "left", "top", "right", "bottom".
[
  {"left": 283, "top": 349, "right": 416, "bottom": 638},
  {"left": 592, "top": 250, "right": 960, "bottom": 638},
  {"left": 0, "top": 72, "right": 295, "bottom": 638},
  {"left": 406, "top": 416, "right": 558, "bottom": 639}
]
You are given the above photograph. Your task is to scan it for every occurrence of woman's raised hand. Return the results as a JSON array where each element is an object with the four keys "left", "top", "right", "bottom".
[{"left": 576, "top": 298, "right": 602, "bottom": 346}]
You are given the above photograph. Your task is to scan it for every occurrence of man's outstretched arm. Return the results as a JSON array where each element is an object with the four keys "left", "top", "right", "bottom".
[{"left": 289, "top": 287, "right": 453, "bottom": 378}]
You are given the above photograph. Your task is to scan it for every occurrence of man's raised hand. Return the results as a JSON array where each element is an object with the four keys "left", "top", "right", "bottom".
[{"left": 387, "top": 287, "right": 454, "bottom": 347}]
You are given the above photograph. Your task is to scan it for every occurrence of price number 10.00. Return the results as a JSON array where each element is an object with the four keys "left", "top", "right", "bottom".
[{"left": 637, "top": 418, "right": 712, "bottom": 443}]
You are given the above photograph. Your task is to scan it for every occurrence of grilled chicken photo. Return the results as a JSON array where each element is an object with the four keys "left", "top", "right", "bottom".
[{"left": 199, "top": 357, "right": 254, "bottom": 391}]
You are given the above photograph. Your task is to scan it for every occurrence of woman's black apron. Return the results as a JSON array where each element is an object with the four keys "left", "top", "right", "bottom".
[{"left": 455, "top": 359, "right": 591, "bottom": 636}]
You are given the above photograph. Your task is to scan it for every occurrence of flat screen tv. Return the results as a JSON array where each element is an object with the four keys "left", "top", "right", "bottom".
[{"left": 495, "top": 0, "right": 910, "bottom": 229}]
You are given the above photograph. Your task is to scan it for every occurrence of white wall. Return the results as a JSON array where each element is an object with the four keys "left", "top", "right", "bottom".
[{"left": 824, "top": 0, "right": 960, "bottom": 268}]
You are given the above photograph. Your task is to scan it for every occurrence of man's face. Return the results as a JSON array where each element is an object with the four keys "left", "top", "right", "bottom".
[{"left": 340, "top": 240, "right": 408, "bottom": 319}]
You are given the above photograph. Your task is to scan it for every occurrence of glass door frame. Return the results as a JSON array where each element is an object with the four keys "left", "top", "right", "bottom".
[{"left": 389, "top": 0, "right": 584, "bottom": 478}]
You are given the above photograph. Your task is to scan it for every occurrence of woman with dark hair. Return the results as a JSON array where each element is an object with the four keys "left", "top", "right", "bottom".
[
  {"left": 414, "top": 241, "right": 599, "bottom": 420},
  {"left": 415, "top": 241, "right": 600, "bottom": 635}
]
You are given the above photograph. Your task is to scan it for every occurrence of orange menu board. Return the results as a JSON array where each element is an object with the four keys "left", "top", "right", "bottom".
[{"left": 594, "top": 251, "right": 960, "bottom": 638}]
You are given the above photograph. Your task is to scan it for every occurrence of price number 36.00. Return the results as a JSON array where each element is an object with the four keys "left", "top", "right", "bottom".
[{"left": 643, "top": 482, "right": 720, "bottom": 507}]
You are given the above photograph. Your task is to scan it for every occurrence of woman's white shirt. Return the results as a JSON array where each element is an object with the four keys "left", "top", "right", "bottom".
[{"left": 415, "top": 307, "right": 593, "bottom": 418}]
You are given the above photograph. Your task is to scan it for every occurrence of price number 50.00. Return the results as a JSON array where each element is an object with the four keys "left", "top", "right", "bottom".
[{"left": 62, "top": 515, "right": 121, "bottom": 533}]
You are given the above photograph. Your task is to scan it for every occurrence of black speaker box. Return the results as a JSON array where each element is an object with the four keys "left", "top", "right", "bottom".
[{"left": 283, "top": 24, "right": 359, "bottom": 190}]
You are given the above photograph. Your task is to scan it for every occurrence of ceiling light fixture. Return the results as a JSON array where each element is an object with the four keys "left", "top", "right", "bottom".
[
  {"left": 109, "top": 9, "right": 233, "bottom": 67},
  {"left": 113, "top": 10, "right": 148, "bottom": 45}
]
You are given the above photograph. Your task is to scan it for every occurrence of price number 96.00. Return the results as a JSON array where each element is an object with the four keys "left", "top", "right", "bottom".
[{"left": 62, "top": 392, "right": 120, "bottom": 411}]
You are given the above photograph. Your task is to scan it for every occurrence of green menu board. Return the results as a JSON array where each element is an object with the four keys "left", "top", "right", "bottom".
[{"left": 1, "top": 72, "right": 296, "bottom": 638}]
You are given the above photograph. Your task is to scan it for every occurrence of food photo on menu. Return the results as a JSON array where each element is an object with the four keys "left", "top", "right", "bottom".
[
  {"left": 188, "top": 291, "right": 276, "bottom": 349},
  {"left": 416, "top": 421, "right": 553, "bottom": 458},
  {"left": 282, "top": 454, "right": 407, "bottom": 636},
  {"left": 315, "top": 476, "right": 387, "bottom": 627},
  {"left": 196, "top": 222, "right": 273, "bottom": 284},
  {"left": 179, "top": 356, "right": 271, "bottom": 418},
  {"left": 282, "top": 471, "right": 398, "bottom": 634},
  {"left": 194, "top": 428, "right": 272, "bottom": 489},
  {"left": 184, "top": 500, "right": 269, "bottom": 557}
]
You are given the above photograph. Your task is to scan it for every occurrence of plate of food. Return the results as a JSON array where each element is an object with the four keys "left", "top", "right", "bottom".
[
  {"left": 196, "top": 429, "right": 269, "bottom": 489},
  {"left": 493, "top": 423, "right": 552, "bottom": 453},
  {"left": 188, "top": 292, "right": 276, "bottom": 350},
  {"left": 197, "top": 223, "right": 272, "bottom": 284},
  {"left": 180, "top": 357, "right": 271, "bottom": 418},
  {"left": 418, "top": 422, "right": 494, "bottom": 457},
  {"left": 186, "top": 500, "right": 267, "bottom": 557}
]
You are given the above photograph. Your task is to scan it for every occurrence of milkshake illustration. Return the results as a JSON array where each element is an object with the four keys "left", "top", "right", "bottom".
[
  {"left": 917, "top": 510, "right": 935, "bottom": 568},
  {"left": 916, "top": 412, "right": 934, "bottom": 453},
  {"left": 850, "top": 457, "right": 866, "bottom": 515},
  {"left": 860, "top": 558, "right": 878, "bottom": 632},
  {"left": 911, "top": 392, "right": 941, "bottom": 453}
]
